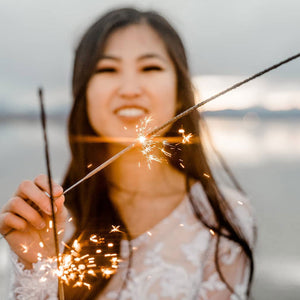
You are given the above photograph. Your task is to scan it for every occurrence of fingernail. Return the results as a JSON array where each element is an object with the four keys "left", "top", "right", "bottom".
[{"left": 53, "top": 185, "right": 63, "bottom": 195}]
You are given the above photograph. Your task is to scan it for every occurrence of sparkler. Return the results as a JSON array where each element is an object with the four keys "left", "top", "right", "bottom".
[
  {"left": 61, "top": 52, "right": 300, "bottom": 195},
  {"left": 64, "top": 116, "right": 177, "bottom": 192},
  {"left": 39, "top": 88, "right": 65, "bottom": 300}
]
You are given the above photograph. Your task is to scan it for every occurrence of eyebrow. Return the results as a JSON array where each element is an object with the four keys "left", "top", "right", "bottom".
[
  {"left": 99, "top": 53, "right": 167, "bottom": 62},
  {"left": 99, "top": 55, "right": 121, "bottom": 61},
  {"left": 137, "top": 53, "right": 167, "bottom": 62}
]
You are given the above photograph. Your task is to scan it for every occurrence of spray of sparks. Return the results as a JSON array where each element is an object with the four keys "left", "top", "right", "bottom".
[
  {"left": 136, "top": 117, "right": 193, "bottom": 169},
  {"left": 55, "top": 234, "right": 119, "bottom": 289},
  {"left": 20, "top": 223, "right": 122, "bottom": 290},
  {"left": 136, "top": 117, "right": 163, "bottom": 169}
]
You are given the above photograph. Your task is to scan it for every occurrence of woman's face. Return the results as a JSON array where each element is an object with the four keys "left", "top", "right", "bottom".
[{"left": 86, "top": 24, "right": 177, "bottom": 141}]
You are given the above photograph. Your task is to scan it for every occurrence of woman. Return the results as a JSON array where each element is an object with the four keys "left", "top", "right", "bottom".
[{"left": 0, "top": 7, "right": 255, "bottom": 300}]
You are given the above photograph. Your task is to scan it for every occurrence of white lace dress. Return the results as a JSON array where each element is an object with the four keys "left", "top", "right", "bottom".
[{"left": 9, "top": 183, "right": 254, "bottom": 300}]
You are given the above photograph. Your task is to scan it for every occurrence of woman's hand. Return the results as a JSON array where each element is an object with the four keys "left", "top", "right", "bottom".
[{"left": 0, "top": 174, "right": 68, "bottom": 269}]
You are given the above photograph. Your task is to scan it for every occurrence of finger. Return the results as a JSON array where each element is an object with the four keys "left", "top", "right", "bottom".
[
  {"left": 4, "top": 197, "right": 46, "bottom": 230},
  {"left": 34, "top": 174, "right": 63, "bottom": 197},
  {"left": 15, "top": 180, "right": 53, "bottom": 216},
  {"left": 0, "top": 212, "right": 27, "bottom": 233},
  {"left": 54, "top": 195, "right": 65, "bottom": 213},
  {"left": 55, "top": 199, "right": 68, "bottom": 225}
]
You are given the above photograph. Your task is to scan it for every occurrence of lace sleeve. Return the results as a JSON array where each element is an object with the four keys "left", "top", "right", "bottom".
[
  {"left": 198, "top": 187, "right": 255, "bottom": 300},
  {"left": 8, "top": 214, "right": 75, "bottom": 300},
  {"left": 9, "top": 251, "right": 58, "bottom": 300}
]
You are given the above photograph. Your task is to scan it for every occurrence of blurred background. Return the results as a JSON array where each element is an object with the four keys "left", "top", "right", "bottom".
[{"left": 0, "top": 0, "right": 299, "bottom": 298}]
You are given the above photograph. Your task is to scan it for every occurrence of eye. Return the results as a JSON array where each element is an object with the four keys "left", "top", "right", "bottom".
[
  {"left": 95, "top": 67, "right": 117, "bottom": 73},
  {"left": 142, "top": 65, "right": 163, "bottom": 72}
]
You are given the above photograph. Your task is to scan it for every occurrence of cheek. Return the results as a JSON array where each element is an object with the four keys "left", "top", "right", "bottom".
[
  {"left": 86, "top": 76, "right": 115, "bottom": 112},
  {"left": 155, "top": 75, "right": 177, "bottom": 119},
  {"left": 86, "top": 78, "right": 102, "bottom": 109}
]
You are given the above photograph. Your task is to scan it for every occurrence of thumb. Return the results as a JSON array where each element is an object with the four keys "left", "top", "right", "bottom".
[{"left": 54, "top": 195, "right": 67, "bottom": 224}]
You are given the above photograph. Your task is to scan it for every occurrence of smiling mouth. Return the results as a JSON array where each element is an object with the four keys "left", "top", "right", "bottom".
[{"left": 115, "top": 107, "right": 148, "bottom": 118}]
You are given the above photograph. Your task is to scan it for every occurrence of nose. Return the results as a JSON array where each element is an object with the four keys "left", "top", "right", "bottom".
[{"left": 118, "top": 72, "right": 142, "bottom": 99}]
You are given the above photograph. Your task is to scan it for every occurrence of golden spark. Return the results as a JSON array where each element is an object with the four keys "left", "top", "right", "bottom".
[
  {"left": 178, "top": 128, "right": 193, "bottom": 144},
  {"left": 21, "top": 244, "right": 28, "bottom": 253},
  {"left": 110, "top": 225, "right": 123, "bottom": 233},
  {"left": 209, "top": 229, "right": 215, "bottom": 236},
  {"left": 89, "top": 235, "right": 105, "bottom": 244}
]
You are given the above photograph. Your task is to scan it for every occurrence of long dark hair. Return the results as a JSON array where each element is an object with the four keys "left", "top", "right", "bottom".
[{"left": 62, "top": 7, "right": 254, "bottom": 299}]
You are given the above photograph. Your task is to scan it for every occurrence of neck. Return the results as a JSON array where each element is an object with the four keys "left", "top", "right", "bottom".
[{"left": 104, "top": 143, "right": 187, "bottom": 238}]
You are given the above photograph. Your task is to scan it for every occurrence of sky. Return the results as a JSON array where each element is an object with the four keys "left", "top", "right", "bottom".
[{"left": 0, "top": 0, "right": 299, "bottom": 113}]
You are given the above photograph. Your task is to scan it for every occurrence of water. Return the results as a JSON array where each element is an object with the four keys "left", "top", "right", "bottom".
[
  {"left": 0, "top": 116, "right": 299, "bottom": 299},
  {"left": 207, "top": 117, "right": 300, "bottom": 299}
]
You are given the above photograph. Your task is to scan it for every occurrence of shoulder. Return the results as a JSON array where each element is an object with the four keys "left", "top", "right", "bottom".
[{"left": 189, "top": 182, "right": 256, "bottom": 247}]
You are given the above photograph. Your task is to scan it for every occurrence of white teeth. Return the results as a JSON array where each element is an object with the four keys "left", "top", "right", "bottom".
[{"left": 116, "top": 108, "right": 146, "bottom": 117}]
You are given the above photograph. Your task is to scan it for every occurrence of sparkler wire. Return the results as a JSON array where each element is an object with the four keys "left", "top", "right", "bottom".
[
  {"left": 39, "top": 88, "right": 65, "bottom": 300},
  {"left": 63, "top": 143, "right": 136, "bottom": 195},
  {"left": 62, "top": 51, "right": 300, "bottom": 195}
]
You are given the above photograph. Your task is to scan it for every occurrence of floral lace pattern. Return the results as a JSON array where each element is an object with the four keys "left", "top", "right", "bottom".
[
  {"left": 9, "top": 183, "right": 254, "bottom": 300},
  {"left": 101, "top": 183, "right": 254, "bottom": 300},
  {"left": 9, "top": 251, "right": 58, "bottom": 300}
]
